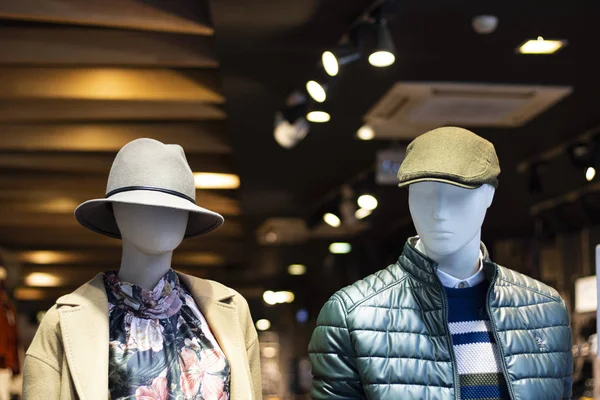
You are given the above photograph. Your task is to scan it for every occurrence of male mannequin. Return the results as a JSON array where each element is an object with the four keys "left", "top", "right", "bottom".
[
  {"left": 309, "top": 127, "right": 573, "bottom": 400},
  {"left": 22, "top": 138, "right": 262, "bottom": 400}
]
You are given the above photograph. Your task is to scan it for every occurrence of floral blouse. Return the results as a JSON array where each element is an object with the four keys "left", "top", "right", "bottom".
[{"left": 104, "top": 270, "right": 230, "bottom": 400}]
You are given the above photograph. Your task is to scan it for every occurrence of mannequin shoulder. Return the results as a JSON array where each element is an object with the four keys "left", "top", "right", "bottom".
[
  {"left": 332, "top": 262, "right": 407, "bottom": 311},
  {"left": 496, "top": 265, "right": 563, "bottom": 303}
]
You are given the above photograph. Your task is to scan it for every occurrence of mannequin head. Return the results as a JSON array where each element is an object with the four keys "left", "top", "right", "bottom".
[
  {"left": 408, "top": 182, "right": 494, "bottom": 259},
  {"left": 112, "top": 203, "right": 188, "bottom": 255}
]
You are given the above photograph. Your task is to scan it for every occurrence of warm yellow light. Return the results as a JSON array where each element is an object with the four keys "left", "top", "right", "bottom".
[
  {"left": 263, "top": 290, "right": 278, "bottom": 305},
  {"left": 25, "top": 272, "right": 61, "bottom": 287},
  {"left": 322, "top": 51, "right": 339, "bottom": 76},
  {"left": 323, "top": 213, "right": 341, "bottom": 228},
  {"left": 0, "top": 266, "right": 6, "bottom": 280},
  {"left": 586, "top": 167, "right": 596, "bottom": 182},
  {"left": 358, "top": 194, "right": 378, "bottom": 210},
  {"left": 14, "top": 288, "right": 45, "bottom": 301},
  {"left": 255, "top": 319, "right": 271, "bottom": 331},
  {"left": 369, "top": 51, "right": 395, "bottom": 67},
  {"left": 355, "top": 208, "right": 372, "bottom": 220},
  {"left": 262, "top": 346, "right": 277, "bottom": 358},
  {"left": 518, "top": 37, "right": 566, "bottom": 54},
  {"left": 20, "top": 251, "right": 74, "bottom": 265},
  {"left": 275, "top": 291, "right": 295, "bottom": 303},
  {"left": 40, "top": 197, "right": 79, "bottom": 213},
  {"left": 288, "top": 264, "right": 306, "bottom": 276},
  {"left": 329, "top": 242, "right": 352, "bottom": 254},
  {"left": 357, "top": 125, "right": 375, "bottom": 140},
  {"left": 307, "top": 111, "right": 330, "bottom": 123},
  {"left": 193, "top": 173, "right": 240, "bottom": 189},
  {"left": 306, "top": 80, "right": 327, "bottom": 103}
]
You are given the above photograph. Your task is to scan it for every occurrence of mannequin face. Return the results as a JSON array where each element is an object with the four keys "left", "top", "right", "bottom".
[
  {"left": 113, "top": 203, "right": 188, "bottom": 255},
  {"left": 408, "top": 182, "right": 494, "bottom": 257}
]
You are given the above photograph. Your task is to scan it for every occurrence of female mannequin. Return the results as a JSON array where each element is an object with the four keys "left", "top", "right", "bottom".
[{"left": 22, "top": 138, "right": 261, "bottom": 399}]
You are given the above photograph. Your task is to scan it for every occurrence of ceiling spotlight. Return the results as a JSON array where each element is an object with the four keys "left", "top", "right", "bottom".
[
  {"left": 586, "top": 167, "right": 596, "bottom": 182},
  {"left": 357, "top": 194, "right": 378, "bottom": 210},
  {"left": 274, "top": 91, "right": 310, "bottom": 149},
  {"left": 518, "top": 36, "right": 567, "bottom": 54},
  {"left": 323, "top": 213, "right": 341, "bottom": 227},
  {"left": 355, "top": 208, "right": 372, "bottom": 220},
  {"left": 263, "top": 290, "right": 278, "bottom": 305},
  {"left": 307, "top": 110, "right": 330, "bottom": 123},
  {"left": 193, "top": 173, "right": 240, "bottom": 189},
  {"left": 329, "top": 242, "right": 352, "bottom": 254},
  {"left": 306, "top": 80, "right": 327, "bottom": 103},
  {"left": 322, "top": 42, "right": 361, "bottom": 77},
  {"left": 288, "top": 264, "right": 307, "bottom": 276},
  {"left": 369, "top": 15, "right": 395, "bottom": 68},
  {"left": 357, "top": 125, "right": 375, "bottom": 140}
]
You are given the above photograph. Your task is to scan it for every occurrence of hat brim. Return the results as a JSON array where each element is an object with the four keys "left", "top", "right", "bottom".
[
  {"left": 74, "top": 190, "right": 224, "bottom": 239},
  {"left": 397, "top": 177, "right": 481, "bottom": 189}
]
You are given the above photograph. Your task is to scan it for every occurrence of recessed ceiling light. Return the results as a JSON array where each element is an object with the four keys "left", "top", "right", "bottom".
[
  {"left": 357, "top": 125, "right": 375, "bottom": 140},
  {"left": 329, "top": 242, "right": 352, "bottom": 254},
  {"left": 193, "top": 173, "right": 240, "bottom": 189},
  {"left": 19, "top": 251, "right": 76, "bottom": 265},
  {"left": 288, "top": 264, "right": 306, "bottom": 276},
  {"left": 518, "top": 36, "right": 566, "bottom": 54}
]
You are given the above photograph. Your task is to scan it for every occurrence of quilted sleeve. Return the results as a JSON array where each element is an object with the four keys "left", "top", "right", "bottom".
[
  {"left": 308, "top": 295, "right": 366, "bottom": 400},
  {"left": 563, "top": 324, "right": 573, "bottom": 400}
]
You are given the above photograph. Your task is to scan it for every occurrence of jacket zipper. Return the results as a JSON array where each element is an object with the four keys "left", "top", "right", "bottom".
[
  {"left": 485, "top": 265, "right": 516, "bottom": 400},
  {"left": 433, "top": 274, "right": 460, "bottom": 400}
]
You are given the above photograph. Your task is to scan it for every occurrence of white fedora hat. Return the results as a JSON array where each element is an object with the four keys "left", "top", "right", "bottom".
[{"left": 75, "top": 138, "right": 224, "bottom": 239}]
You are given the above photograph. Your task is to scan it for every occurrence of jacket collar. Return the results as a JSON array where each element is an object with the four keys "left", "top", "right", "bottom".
[
  {"left": 400, "top": 236, "right": 496, "bottom": 286},
  {"left": 55, "top": 271, "right": 250, "bottom": 400}
]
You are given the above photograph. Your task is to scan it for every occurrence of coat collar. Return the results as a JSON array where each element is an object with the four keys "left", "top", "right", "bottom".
[
  {"left": 55, "top": 271, "right": 251, "bottom": 400},
  {"left": 400, "top": 236, "right": 496, "bottom": 286}
]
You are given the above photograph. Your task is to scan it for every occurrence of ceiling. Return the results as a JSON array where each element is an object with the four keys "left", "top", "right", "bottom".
[{"left": 2, "top": 0, "right": 600, "bottom": 322}]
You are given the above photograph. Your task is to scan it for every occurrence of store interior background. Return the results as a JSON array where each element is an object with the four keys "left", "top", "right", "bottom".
[{"left": 0, "top": 0, "right": 599, "bottom": 398}]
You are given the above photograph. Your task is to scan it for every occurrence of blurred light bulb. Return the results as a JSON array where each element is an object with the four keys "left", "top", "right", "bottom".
[
  {"left": 256, "top": 319, "right": 271, "bottom": 331},
  {"left": 355, "top": 208, "right": 372, "bottom": 220},
  {"left": 357, "top": 125, "right": 375, "bottom": 140},
  {"left": 306, "top": 80, "right": 327, "bottom": 103},
  {"left": 322, "top": 51, "right": 339, "bottom": 76},
  {"left": 323, "top": 213, "right": 341, "bottom": 227},
  {"left": 263, "top": 290, "right": 277, "bottom": 305},
  {"left": 357, "top": 194, "right": 378, "bottom": 210},
  {"left": 329, "top": 242, "right": 351, "bottom": 254},
  {"left": 369, "top": 51, "right": 395, "bottom": 67},
  {"left": 586, "top": 167, "right": 596, "bottom": 181},
  {"left": 307, "top": 111, "right": 330, "bottom": 123},
  {"left": 288, "top": 264, "right": 306, "bottom": 276}
]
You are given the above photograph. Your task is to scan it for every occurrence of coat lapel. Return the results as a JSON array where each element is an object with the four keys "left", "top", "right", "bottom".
[
  {"left": 57, "top": 273, "right": 109, "bottom": 400},
  {"left": 178, "top": 273, "right": 253, "bottom": 400}
]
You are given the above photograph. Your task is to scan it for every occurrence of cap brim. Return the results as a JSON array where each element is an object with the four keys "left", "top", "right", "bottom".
[
  {"left": 74, "top": 190, "right": 224, "bottom": 239},
  {"left": 397, "top": 177, "right": 481, "bottom": 189}
]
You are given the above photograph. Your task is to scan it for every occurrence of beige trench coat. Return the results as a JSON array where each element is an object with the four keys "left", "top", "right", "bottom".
[{"left": 22, "top": 272, "right": 261, "bottom": 399}]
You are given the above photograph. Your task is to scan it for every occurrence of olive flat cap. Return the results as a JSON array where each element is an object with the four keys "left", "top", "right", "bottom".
[{"left": 397, "top": 126, "right": 500, "bottom": 189}]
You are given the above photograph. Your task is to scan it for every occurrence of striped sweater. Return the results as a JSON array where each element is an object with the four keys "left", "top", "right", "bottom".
[{"left": 444, "top": 281, "right": 510, "bottom": 400}]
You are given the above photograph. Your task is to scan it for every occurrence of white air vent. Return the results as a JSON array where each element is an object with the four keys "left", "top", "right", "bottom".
[{"left": 364, "top": 82, "right": 572, "bottom": 139}]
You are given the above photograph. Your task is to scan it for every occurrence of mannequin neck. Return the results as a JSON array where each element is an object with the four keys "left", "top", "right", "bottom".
[
  {"left": 118, "top": 240, "right": 174, "bottom": 290},
  {"left": 417, "top": 232, "right": 482, "bottom": 280}
]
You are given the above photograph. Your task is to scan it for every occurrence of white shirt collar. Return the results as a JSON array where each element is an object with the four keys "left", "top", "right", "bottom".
[{"left": 415, "top": 239, "right": 485, "bottom": 289}]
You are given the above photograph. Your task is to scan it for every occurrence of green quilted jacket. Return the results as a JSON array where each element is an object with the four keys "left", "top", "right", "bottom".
[{"left": 308, "top": 239, "right": 573, "bottom": 400}]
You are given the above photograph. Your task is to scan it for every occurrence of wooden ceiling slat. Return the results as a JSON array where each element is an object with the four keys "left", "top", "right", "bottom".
[
  {"left": 0, "top": 0, "right": 213, "bottom": 35},
  {"left": 0, "top": 100, "right": 226, "bottom": 122},
  {"left": 0, "top": 122, "right": 231, "bottom": 153},
  {"left": 0, "top": 152, "right": 234, "bottom": 175},
  {"left": 0, "top": 68, "right": 224, "bottom": 102},
  {"left": 0, "top": 27, "right": 218, "bottom": 67}
]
